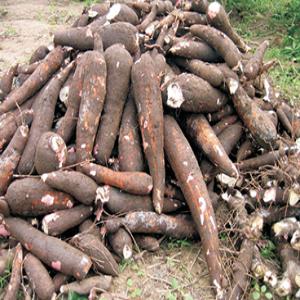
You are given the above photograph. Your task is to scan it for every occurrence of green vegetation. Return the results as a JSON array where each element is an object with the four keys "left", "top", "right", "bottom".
[{"left": 222, "top": 0, "right": 300, "bottom": 101}]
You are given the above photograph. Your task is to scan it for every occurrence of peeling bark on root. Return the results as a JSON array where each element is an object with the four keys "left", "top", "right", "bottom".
[
  {"left": 24, "top": 253, "right": 55, "bottom": 300},
  {"left": 17, "top": 62, "right": 74, "bottom": 175},
  {"left": 35, "top": 132, "right": 68, "bottom": 175},
  {"left": 5, "top": 178, "right": 74, "bottom": 217},
  {"left": 134, "top": 234, "right": 160, "bottom": 252},
  {"left": 105, "top": 212, "right": 198, "bottom": 239},
  {"left": 4, "top": 217, "right": 92, "bottom": 279},
  {"left": 94, "top": 44, "right": 133, "bottom": 164},
  {"left": 81, "top": 162, "right": 153, "bottom": 195},
  {"left": 118, "top": 97, "right": 145, "bottom": 172},
  {"left": 0, "top": 64, "right": 18, "bottom": 101},
  {"left": 228, "top": 239, "right": 254, "bottom": 300},
  {"left": 108, "top": 228, "right": 133, "bottom": 259},
  {"left": 60, "top": 275, "right": 112, "bottom": 295},
  {"left": 42, "top": 205, "right": 93, "bottom": 236},
  {"left": 42, "top": 170, "right": 98, "bottom": 205},
  {"left": 164, "top": 115, "right": 225, "bottom": 297},
  {"left": 29, "top": 45, "right": 50, "bottom": 64},
  {"left": 131, "top": 52, "right": 165, "bottom": 213},
  {"left": 102, "top": 185, "right": 182, "bottom": 214},
  {"left": 0, "top": 125, "right": 29, "bottom": 196},
  {"left": 76, "top": 50, "right": 106, "bottom": 165},
  {"left": 3, "top": 243, "right": 22, "bottom": 300},
  {"left": 163, "top": 73, "right": 228, "bottom": 112},
  {"left": 71, "top": 233, "right": 119, "bottom": 276},
  {"left": 186, "top": 114, "right": 238, "bottom": 177},
  {"left": 0, "top": 47, "right": 64, "bottom": 114}
]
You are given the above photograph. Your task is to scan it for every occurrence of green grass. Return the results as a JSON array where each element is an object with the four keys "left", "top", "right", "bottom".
[{"left": 222, "top": 0, "right": 300, "bottom": 102}]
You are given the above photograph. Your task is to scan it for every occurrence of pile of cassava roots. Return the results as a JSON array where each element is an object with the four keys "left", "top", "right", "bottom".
[{"left": 1, "top": 0, "right": 300, "bottom": 299}]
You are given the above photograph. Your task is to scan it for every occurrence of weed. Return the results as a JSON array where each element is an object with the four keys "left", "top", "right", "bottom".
[
  {"left": 251, "top": 280, "right": 273, "bottom": 299},
  {"left": 1, "top": 26, "right": 17, "bottom": 37},
  {"left": 260, "top": 240, "right": 276, "bottom": 260},
  {"left": 67, "top": 291, "right": 88, "bottom": 300},
  {"left": 167, "top": 238, "right": 192, "bottom": 250}
]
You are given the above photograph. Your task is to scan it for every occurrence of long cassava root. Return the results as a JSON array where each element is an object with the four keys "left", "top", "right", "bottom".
[{"left": 0, "top": 0, "right": 299, "bottom": 298}]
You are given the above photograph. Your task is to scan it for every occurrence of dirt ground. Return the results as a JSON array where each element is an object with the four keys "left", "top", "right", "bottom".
[{"left": 0, "top": 1, "right": 237, "bottom": 299}]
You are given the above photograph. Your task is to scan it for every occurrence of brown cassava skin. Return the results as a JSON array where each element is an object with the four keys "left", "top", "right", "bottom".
[
  {"left": 105, "top": 212, "right": 198, "bottom": 239},
  {"left": 71, "top": 233, "right": 119, "bottom": 276},
  {"left": 263, "top": 206, "right": 300, "bottom": 225},
  {"left": 169, "top": 39, "right": 221, "bottom": 62},
  {"left": 0, "top": 199, "right": 10, "bottom": 217},
  {"left": 164, "top": 115, "right": 224, "bottom": 295},
  {"left": 131, "top": 53, "right": 165, "bottom": 213},
  {"left": 186, "top": 114, "right": 238, "bottom": 177},
  {"left": 17, "top": 61, "right": 41, "bottom": 75},
  {"left": 207, "top": 2, "right": 248, "bottom": 53},
  {"left": 54, "top": 22, "right": 139, "bottom": 55},
  {"left": 208, "top": 104, "right": 234, "bottom": 122},
  {"left": 24, "top": 253, "right": 55, "bottom": 300},
  {"left": 214, "top": 63, "right": 239, "bottom": 81},
  {"left": 53, "top": 273, "right": 70, "bottom": 293},
  {"left": 76, "top": 49, "right": 107, "bottom": 166},
  {"left": 97, "top": 185, "right": 182, "bottom": 214},
  {"left": 56, "top": 57, "right": 85, "bottom": 144},
  {"left": 42, "top": 170, "right": 98, "bottom": 205},
  {"left": 163, "top": 73, "right": 228, "bottom": 112},
  {"left": 81, "top": 162, "right": 153, "bottom": 195},
  {"left": 0, "top": 64, "right": 18, "bottom": 101},
  {"left": 212, "top": 115, "right": 238, "bottom": 135},
  {"left": 3, "top": 244, "right": 22, "bottom": 300},
  {"left": 0, "top": 109, "right": 33, "bottom": 151},
  {"left": 237, "top": 149, "right": 287, "bottom": 171},
  {"left": 134, "top": 234, "right": 160, "bottom": 252},
  {"left": 181, "top": 0, "right": 208, "bottom": 13},
  {"left": 244, "top": 41, "right": 269, "bottom": 80},
  {"left": 118, "top": 97, "right": 145, "bottom": 172},
  {"left": 4, "top": 217, "right": 92, "bottom": 279},
  {"left": 34, "top": 132, "right": 68, "bottom": 175},
  {"left": 94, "top": 44, "right": 133, "bottom": 164},
  {"left": 106, "top": 4, "right": 139, "bottom": 25},
  {"left": 90, "top": 3, "right": 111, "bottom": 17},
  {"left": 201, "top": 122, "right": 243, "bottom": 180},
  {"left": 230, "top": 81, "right": 277, "bottom": 148},
  {"left": 5, "top": 178, "right": 74, "bottom": 217},
  {"left": 60, "top": 276, "right": 112, "bottom": 295},
  {"left": 176, "top": 11, "right": 207, "bottom": 26},
  {"left": 236, "top": 139, "right": 255, "bottom": 162},
  {"left": 228, "top": 239, "right": 254, "bottom": 300},
  {"left": 42, "top": 205, "right": 93, "bottom": 236},
  {"left": 108, "top": 228, "right": 133, "bottom": 259},
  {"left": 0, "top": 125, "right": 29, "bottom": 196},
  {"left": 173, "top": 57, "right": 224, "bottom": 87},
  {"left": 17, "top": 62, "right": 74, "bottom": 174},
  {"left": 29, "top": 45, "right": 49, "bottom": 64},
  {"left": 191, "top": 24, "right": 241, "bottom": 69},
  {"left": 79, "top": 220, "right": 100, "bottom": 237},
  {"left": 0, "top": 248, "right": 15, "bottom": 275},
  {"left": 0, "top": 47, "right": 64, "bottom": 114},
  {"left": 72, "top": 13, "right": 89, "bottom": 28},
  {"left": 137, "top": 3, "right": 158, "bottom": 32}
]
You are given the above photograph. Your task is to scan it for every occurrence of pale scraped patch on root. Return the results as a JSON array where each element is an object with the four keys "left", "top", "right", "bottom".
[
  {"left": 249, "top": 189, "right": 257, "bottom": 198},
  {"left": 96, "top": 186, "right": 110, "bottom": 203},
  {"left": 41, "top": 194, "right": 55, "bottom": 206},
  {"left": 147, "top": 184, "right": 153, "bottom": 193},
  {"left": 86, "top": 27, "right": 93, "bottom": 38},
  {"left": 49, "top": 135, "right": 67, "bottom": 168},
  {"left": 20, "top": 125, "right": 29, "bottom": 137},
  {"left": 291, "top": 230, "right": 300, "bottom": 251},
  {"left": 263, "top": 187, "right": 277, "bottom": 203},
  {"left": 273, "top": 217, "right": 298, "bottom": 236},
  {"left": 207, "top": 1, "right": 221, "bottom": 19},
  {"left": 263, "top": 78, "right": 271, "bottom": 102},
  {"left": 145, "top": 23, "right": 156, "bottom": 36},
  {"left": 106, "top": 4, "right": 121, "bottom": 20},
  {"left": 227, "top": 78, "right": 239, "bottom": 95},
  {"left": 167, "top": 82, "right": 185, "bottom": 108},
  {"left": 41, "top": 173, "right": 48, "bottom": 182},
  {"left": 88, "top": 9, "right": 98, "bottom": 18},
  {"left": 216, "top": 173, "right": 237, "bottom": 187},
  {"left": 59, "top": 85, "right": 70, "bottom": 106},
  {"left": 123, "top": 245, "right": 132, "bottom": 259},
  {"left": 276, "top": 277, "right": 292, "bottom": 297},
  {"left": 51, "top": 260, "right": 62, "bottom": 271},
  {"left": 289, "top": 189, "right": 300, "bottom": 206},
  {"left": 264, "top": 270, "right": 278, "bottom": 288},
  {"left": 67, "top": 200, "right": 73, "bottom": 208},
  {"left": 80, "top": 256, "right": 90, "bottom": 267}
]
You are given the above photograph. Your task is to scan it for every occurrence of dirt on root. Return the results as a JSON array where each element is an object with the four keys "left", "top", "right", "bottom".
[{"left": 0, "top": 1, "right": 239, "bottom": 299}]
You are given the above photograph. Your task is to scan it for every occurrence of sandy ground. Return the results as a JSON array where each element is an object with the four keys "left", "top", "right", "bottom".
[{"left": 0, "top": 1, "right": 236, "bottom": 299}]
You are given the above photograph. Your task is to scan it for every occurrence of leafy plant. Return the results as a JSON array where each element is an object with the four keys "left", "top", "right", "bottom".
[
  {"left": 68, "top": 291, "right": 88, "bottom": 300},
  {"left": 260, "top": 240, "right": 276, "bottom": 259},
  {"left": 251, "top": 281, "right": 273, "bottom": 300}
]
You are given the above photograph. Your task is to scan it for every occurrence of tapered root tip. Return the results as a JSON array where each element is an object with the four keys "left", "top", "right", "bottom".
[{"left": 227, "top": 78, "right": 239, "bottom": 95}]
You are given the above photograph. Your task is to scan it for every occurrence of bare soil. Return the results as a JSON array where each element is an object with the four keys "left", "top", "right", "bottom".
[{"left": 0, "top": 1, "right": 237, "bottom": 299}]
